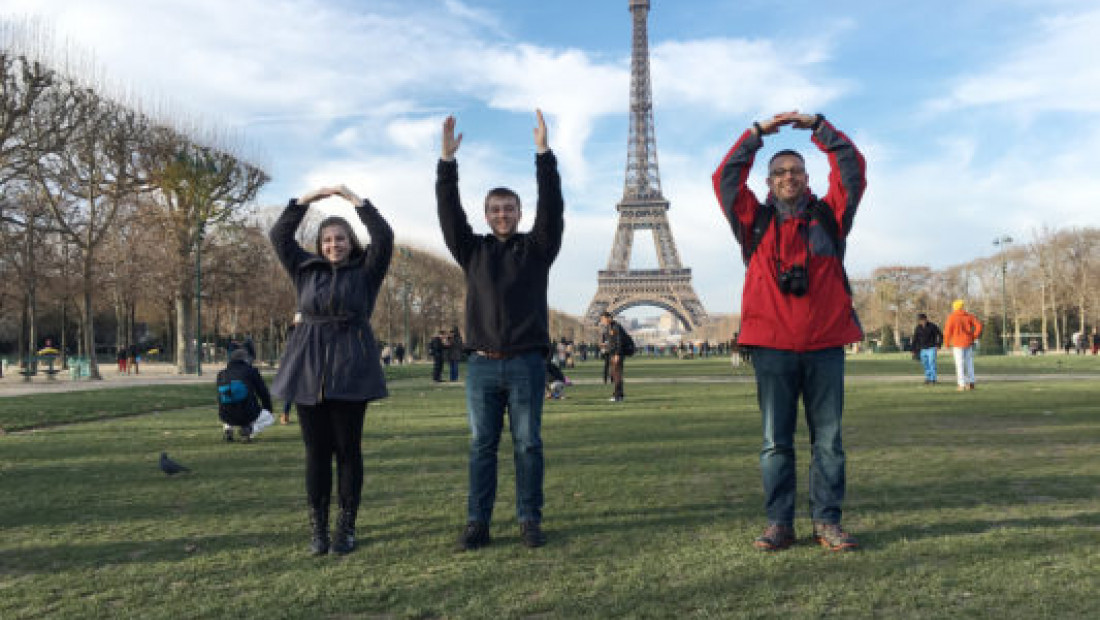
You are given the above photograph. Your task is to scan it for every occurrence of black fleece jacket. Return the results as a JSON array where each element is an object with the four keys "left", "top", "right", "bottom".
[{"left": 436, "top": 151, "right": 564, "bottom": 355}]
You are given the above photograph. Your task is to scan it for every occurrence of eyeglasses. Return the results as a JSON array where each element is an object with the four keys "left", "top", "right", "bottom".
[
  {"left": 486, "top": 205, "right": 518, "bottom": 215},
  {"left": 769, "top": 166, "right": 806, "bottom": 178}
]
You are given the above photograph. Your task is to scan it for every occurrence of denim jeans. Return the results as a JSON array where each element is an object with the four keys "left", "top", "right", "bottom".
[
  {"left": 751, "top": 347, "right": 846, "bottom": 526},
  {"left": 919, "top": 347, "right": 938, "bottom": 381},
  {"left": 465, "top": 350, "right": 545, "bottom": 524}
]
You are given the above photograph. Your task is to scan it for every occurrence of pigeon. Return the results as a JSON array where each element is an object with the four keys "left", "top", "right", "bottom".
[{"left": 159, "top": 452, "right": 190, "bottom": 475}]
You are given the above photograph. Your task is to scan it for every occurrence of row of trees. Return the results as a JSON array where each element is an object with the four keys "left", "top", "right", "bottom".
[
  {"left": 853, "top": 227, "right": 1100, "bottom": 353},
  {"left": 1, "top": 21, "right": 268, "bottom": 378}
]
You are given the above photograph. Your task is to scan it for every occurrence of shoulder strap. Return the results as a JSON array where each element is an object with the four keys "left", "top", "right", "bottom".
[
  {"left": 808, "top": 201, "right": 844, "bottom": 261},
  {"left": 743, "top": 205, "right": 775, "bottom": 266}
]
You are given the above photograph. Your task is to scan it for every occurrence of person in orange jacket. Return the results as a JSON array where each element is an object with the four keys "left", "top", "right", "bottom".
[{"left": 942, "top": 299, "right": 983, "bottom": 391}]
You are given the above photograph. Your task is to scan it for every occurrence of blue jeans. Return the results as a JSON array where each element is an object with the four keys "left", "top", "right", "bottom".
[
  {"left": 465, "top": 351, "right": 545, "bottom": 524},
  {"left": 919, "top": 347, "right": 938, "bottom": 381},
  {"left": 751, "top": 347, "right": 846, "bottom": 526},
  {"left": 449, "top": 359, "right": 460, "bottom": 381}
]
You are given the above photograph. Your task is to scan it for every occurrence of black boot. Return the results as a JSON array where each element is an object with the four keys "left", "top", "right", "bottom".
[
  {"left": 331, "top": 508, "right": 357, "bottom": 555},
  {"left": 308, "top": 500, "right": 330, "bottom": 556}
]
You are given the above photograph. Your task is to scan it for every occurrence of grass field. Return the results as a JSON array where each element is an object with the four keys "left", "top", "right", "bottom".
[{"left": 1, "top": 356, "right": 1098, "bottom": 618}]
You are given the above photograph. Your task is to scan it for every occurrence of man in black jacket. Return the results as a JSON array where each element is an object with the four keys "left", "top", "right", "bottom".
[
  {"left": 217, "top": 348, "right": 273, "bottom": 442},
  {"left": 437, "top": 109, "right": 563, "bottom": 551},
  {"left": 911, "top": 313, "right": 943, "bottom": 384}
]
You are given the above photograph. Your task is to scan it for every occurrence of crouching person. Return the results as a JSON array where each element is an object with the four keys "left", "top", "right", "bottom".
[{"left": 217, "top": 348, "right": 274, "bottom": 443}]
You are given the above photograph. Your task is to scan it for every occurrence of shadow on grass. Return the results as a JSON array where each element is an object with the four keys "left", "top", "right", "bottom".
[{"left": 865, "top": 512, "right": 1100, "bottom": 549}]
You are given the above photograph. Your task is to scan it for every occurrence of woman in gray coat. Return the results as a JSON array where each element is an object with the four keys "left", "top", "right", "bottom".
[{"left": 270, "top": 184, "right": 393, "bottom": 556}]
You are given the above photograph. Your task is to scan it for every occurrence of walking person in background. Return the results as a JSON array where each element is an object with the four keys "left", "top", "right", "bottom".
[
  {"left": 712, "top": 110, "right": 866, "bottom": 552},
  {"left": 447, "top": 327, "right": 464, "bottom": 381},
  {"left": 117, "top": 347, "right": 127, "bottom": 374},
  {"left": 269, "top": 183, "right": 393, "bottom": 556},
  {"left": 437, "top": 109, "right": 563, "bottom": 550},
  {"left": 942, "top": 299, "right": 983, "bottom": 391},
  {"left": 911, "top": 313, "right": 943, "bottom": 385},
  {"left": 599, "top": 312, "right": 626, "bottom": 402},
  {"left": 429, "top": 331, "right": 446, "bottom": 382}
]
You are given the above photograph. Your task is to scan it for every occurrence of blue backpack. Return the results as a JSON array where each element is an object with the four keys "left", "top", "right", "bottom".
[{"left": 218, "top": 379, "right": 250, "bottom": 405}]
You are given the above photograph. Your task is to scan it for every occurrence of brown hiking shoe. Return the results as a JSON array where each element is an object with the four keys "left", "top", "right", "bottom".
[
  {"left": 813, "top": 522, "right": 858, "bottom": 551},
  {"left": 753, "top": 523, "right": 795, "bottom": 551}
]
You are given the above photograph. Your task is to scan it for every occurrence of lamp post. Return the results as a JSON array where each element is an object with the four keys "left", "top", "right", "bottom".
[
  {"left": 398, "top": 247, "right": 412, "bottom": 357},
  {"left": 195, "top": 223, "right": 206, "bottom": 376},
  {"left": 993, "top": 235, "right": 1013, "bottom": 355}
]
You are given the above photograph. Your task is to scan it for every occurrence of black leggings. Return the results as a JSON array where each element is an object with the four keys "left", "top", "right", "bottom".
[{"left": 297, "top": 399, "right": 367, "bottom": 512}]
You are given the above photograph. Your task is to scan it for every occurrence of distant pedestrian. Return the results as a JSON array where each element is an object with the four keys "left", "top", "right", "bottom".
[
  {"left": 128, "top": 345, "right": 140, "bottom": 375},
  {"left": 429, "top": 331, "right": 446, "bottom": 382},
  {"left": 911, "top": 313, "right": 943, "bottom": 384},
  {"left": 381, "top": 343, "right": 392, "bottom": 366},
  {"left": 1092, "top": 329, "right": 1100, "bottom": 355},
  {"left": 447, "top": 327, "right": 464, "bottom": 381},
  {"left": 943, "top": 299, "right": 982, "bottom": 391},
  {"left": 117, "top": 347, "right": 127, "bottom": 374},
  {"left": 599, "top": 312, "right": 626, "bottom": 402},
  {"left": 394, "top": 342, "right": 406, "bottom": 365}
]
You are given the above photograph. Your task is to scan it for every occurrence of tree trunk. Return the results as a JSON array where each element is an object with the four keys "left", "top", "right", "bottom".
[{"left": 175, "top": 289, "right": 196, "bottom": 374}]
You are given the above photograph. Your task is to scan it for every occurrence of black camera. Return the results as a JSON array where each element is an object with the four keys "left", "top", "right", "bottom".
[{"left": 778, "top": 265, "right": 809, "bottom": 297}]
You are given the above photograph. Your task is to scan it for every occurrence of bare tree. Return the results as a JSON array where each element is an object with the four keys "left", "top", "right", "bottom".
[{"left": 143, "top": 126, "right": 269, "bottom": 373}]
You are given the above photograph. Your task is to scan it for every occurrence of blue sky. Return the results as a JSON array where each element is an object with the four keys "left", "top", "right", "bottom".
[{"left": 4, "top": 0, "right": 1099, "bottom": 318}]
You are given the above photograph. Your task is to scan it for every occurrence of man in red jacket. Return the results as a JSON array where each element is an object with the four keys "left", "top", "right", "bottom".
[{"left": 712, "top": 110, "right": 866, "bottom": 552}]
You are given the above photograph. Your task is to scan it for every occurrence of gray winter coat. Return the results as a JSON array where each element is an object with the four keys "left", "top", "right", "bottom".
[{"left": 269, "top": 199, "right": 393, "bottom": 405}]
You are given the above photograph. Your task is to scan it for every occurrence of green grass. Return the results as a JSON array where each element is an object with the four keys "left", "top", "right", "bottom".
[{"left": 2, "top": 360, "right": 1098, "bottom": 618}]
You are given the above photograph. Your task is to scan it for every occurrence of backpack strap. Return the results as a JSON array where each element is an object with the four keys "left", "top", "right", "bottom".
[{"left": 742, "top": 204, "right": 775, "bottom": 266}]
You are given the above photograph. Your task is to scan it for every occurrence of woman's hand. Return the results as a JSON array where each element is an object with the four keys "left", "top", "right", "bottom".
[{"left": 298, "top": 187, "right": 337, "bottom": 206}]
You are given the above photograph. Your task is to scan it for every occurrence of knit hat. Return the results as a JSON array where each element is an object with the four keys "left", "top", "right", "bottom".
[
  {"left": 230, "top": 348, "right": 250, "bottom": 362},
  {"left": 952, "top": 299, "right": 965, "bottom": 311}
]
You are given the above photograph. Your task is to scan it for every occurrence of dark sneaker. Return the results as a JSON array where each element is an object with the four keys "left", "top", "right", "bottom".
[
  {"left": 753, "top": 523, "right": 795, "bottom": 551},
  {"left": 812, "top": 522, "right": 858, "bottom": 551},
  {"left": 456, "top": 521, "right": 491, "bottom": 551},
  {"left": 520, "top": 521, "right": 546, "bottom": 548},
  {"left": 223, "top": 428, "right": 235, "bottom": 442},
  {"left": 240, "top": 426, "right": 252, "bottom": 443}
]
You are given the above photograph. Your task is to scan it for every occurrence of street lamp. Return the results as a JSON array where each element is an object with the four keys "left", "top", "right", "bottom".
[
  {"left": 398, "top": 247, "right": 412, "bottom": 357},
  {"left": 993, "top": 235, "right": 1013, "bottom": 355},
  {"left": 195, "top": 223, "right": 206, "bottom": 376}
]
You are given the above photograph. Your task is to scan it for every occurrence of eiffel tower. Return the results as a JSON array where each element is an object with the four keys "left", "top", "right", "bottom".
[{"left": 585, "top": 0, "right": 707, "bottom": 330}]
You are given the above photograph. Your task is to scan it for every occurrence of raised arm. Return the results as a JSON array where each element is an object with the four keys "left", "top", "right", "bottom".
[
  {"left": 712, "top": 125, "right": 767, "bottom": 265},
  {"left": 809, "top": 115, "right": 866, "bottom": 238},
  {"left": 349, "top": 193, "right": 394, "bottom": 289},
  {"left": 436, "top": 115, "right": 477, "bottom": 266},
  {"left": 530, "top": 109, "right": 564, "bottom": 260}
]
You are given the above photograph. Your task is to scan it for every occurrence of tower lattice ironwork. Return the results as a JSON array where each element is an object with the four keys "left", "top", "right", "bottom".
[{"left": 585, "top": 0, "right": 707, "bottom": 330}]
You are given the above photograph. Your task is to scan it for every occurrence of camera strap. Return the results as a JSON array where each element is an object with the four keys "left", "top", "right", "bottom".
[{"left": 771, "top": 210, "right": 811, "bottom": 278}]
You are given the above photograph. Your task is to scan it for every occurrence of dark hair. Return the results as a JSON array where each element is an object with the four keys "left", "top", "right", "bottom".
[
  {"left": 768, "top": 149, "right": 805, "bottom": 168},
  {"left": 315, "top": 216, "right": 362, "bottom": 259},
  {"left": 484, "top": 187, "right": 521, "bottom": 211},
  {"left": 917, "top": 313, "right": 928, "bottom": 320}
]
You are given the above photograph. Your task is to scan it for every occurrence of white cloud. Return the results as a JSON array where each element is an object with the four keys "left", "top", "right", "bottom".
[
  {"left": 651, "top": 37, "right": 849, "bottom": 117},
  {"left": 929, "top": 8, "right": 1100, "bottom": 116}
]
